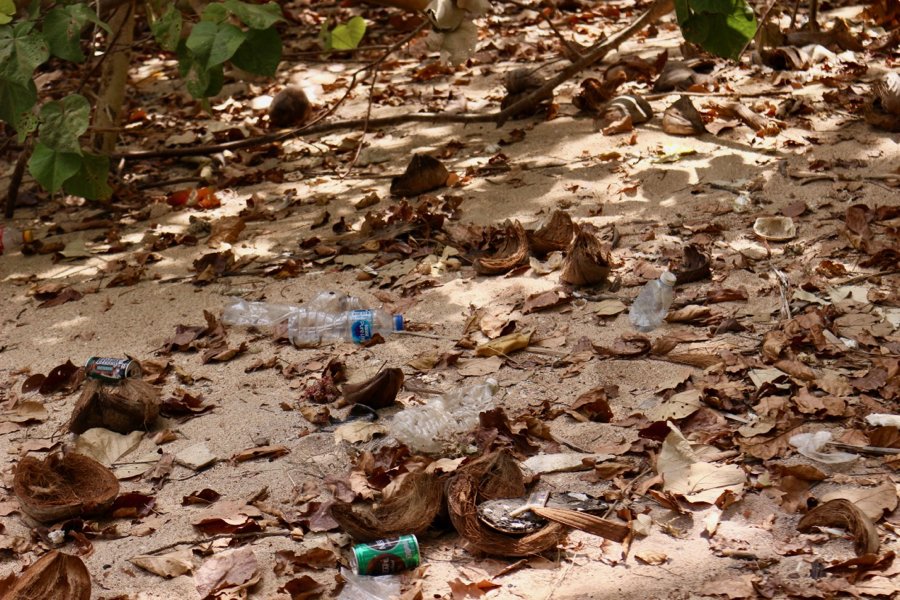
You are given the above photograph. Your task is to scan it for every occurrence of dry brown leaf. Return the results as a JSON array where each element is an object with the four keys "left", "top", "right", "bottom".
[
  {"left": 475, "top": 331, "right": 532, "bottom": 357},
  {"left": 700, "top": 574, "right": 758, "bottom": 599},
  {"left": 194, "top": 546, "right": 259, "bottom": 600},
  {"left": 207, "top": 216, "right": 246, "bottom": 247},
  {"left": 232, "top": 445, "right": 290, "bottom": 463},
  {"left": 333, "top": 422, "right": 387, "bottom": 444},
  {"left": 635, "top": 551, "right": 669, "bottom": 565},
  {"left": 570, "top": 387, "right": 614, "bottom": 422},
  {"left": 820, "top": 482, "right": 898, "bottom": 522},
  {"left": 130, "top": 550, "right": 194, "bottom": 578},
  {"left": 646, "top": 390, "right": 702, "bottom": 421},
  {"left": 657, "top": 423, "right": 746, "bottom": 504}
]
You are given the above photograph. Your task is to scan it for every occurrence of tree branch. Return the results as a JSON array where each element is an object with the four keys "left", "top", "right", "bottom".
[{"left": 111, "top": 0, "right": 673, "bottom": 162}]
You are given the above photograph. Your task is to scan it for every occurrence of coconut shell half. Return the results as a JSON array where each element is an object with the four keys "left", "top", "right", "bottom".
[
  {"left": 13, "top": 452, "right": 119, "bottom": 523},
  {"left": 474, "top": 221, "right": 529, "bottom": 275},
  {"left": 68, "top": 378, "right": 160, "bottom": 434},
  {"left": 0, "top": 551, "right": 91, "bottom": 600},
  {"left": 328, "top": 471, "right": 443, "bottom": 542}
]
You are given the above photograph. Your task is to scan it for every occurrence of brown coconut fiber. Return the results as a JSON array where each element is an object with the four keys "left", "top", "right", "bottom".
[
  {"left": 13, "top": 452, "right": 120, "bottom": 523},
  {"left": 68, "top": 377, "right": 160, "bottom": 434},
  {"left": 329, "top": 471, "right": 443, "bottom": 542}
]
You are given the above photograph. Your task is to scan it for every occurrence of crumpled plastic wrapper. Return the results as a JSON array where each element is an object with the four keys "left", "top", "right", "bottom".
[
  {"left": 425, "top": 0, "right": 490, "bottom": 64},
  {"left": 865, "top": 413, "right": 900, "bottom": 428},
  {"left": 789, "top": 431, "right": 857, "bottom": 464}
]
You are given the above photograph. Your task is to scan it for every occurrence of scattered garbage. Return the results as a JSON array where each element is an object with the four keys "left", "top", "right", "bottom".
[
  {"left": 789, "top": 431, "right": 857, "bottom": 464},
  {"left": 753, "top": 216, "right": 797, "bottom": 241},
  {"left": 865, "top": 413, "right": 900, "bottom": 427},
  {"left": 222, "top": 292, "right": 403, "bottom": 346},
  {"left": 478, "top": 491, "right": 608, "bottom": 535},
  {"left": 732, "top": 191, "right": 753, "bottom": 213},
  {"left": 351, "top": 535, "right": 420, "bottom": 576},
  {"left": 0, "top": 225, "right": 34, "bottom": 255},
  {"left": 84, "top": 357, "right": 142, "bottom": 382},
  {"left": 13, "top": 452, "right": 120, "bottom": 522},
  {"left": 629, "top": 271, "right": 677, "bottom": 332},
  {"left": 390, "top": 378, "right": 498, "bottom": 453},
  {"left": 337, "top": 567, "right": 401, "bottom": 600}
]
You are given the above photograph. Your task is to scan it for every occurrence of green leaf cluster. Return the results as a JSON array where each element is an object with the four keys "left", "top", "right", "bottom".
[
  {"left": 674, "top": 0, "right": 757, "bottom": 60},
  {"left": 0, "top": 8, "right": 111, "bottom": 199},
  {"left": 160, "top": 0, "right": 284, "bottom": 98},
  {"left": 319, "top": 16, "right": 366, "bottom": 52}
]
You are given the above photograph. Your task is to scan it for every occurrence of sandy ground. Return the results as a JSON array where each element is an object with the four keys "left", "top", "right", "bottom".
[{"left": 2, "top": 3, "right": 899, "bottom": 599}]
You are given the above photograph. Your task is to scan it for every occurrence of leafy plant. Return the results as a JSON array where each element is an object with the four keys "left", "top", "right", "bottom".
[
  {"left": 0, "top": 1, "right": 286, "bottom": 201},
  {"left": 675, "top": 0, "right": 757, "bottom": 60},
  {"left": 319, "top": 16, "right": 367, "bottom": 52}
]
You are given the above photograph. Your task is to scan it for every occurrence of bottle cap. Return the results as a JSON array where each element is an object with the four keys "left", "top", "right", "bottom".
[
  {"left": 22, "top": 229, "right": 34, "bottom": 244},
  {"left": 660, "top": 271, "right": 677, "bottom": 286},
  {"left": 393, "top": 315, "right": 404, "bottom": 331}
]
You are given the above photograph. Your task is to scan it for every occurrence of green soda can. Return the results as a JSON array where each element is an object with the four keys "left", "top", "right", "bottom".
[
  {"left": 84, "top": 357, "right": 142, "bottom": 382},
  {"left": 351, "top": 535, "right": 420, "bottom": 575}
]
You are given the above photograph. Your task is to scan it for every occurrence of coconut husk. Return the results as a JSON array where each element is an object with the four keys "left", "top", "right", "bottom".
[
  {"left": 328, "top": 471, "right": 444, "bottom": 542},
  {"left": 13, "top": 452, "right": 120, "bottom": 523},
  {"left": 797, "top": 499, "right": 879, "bottom": 556},
  {"left": 342, "top": 368, "right": 404, "bottom": 409},
  {"left": 560, "top": 224, "right": 611, "bottom": 287},
  {"left": 527, "top": 211, "right": 575, "bottom": 257},
  {"left": 68, "top": 378, "right": 160, "bottom": 434},
  {"left": 1, "top": 550, "right": 91, "bottom": 600},
  {"left": 662, "top": 96, "right": 706, "bottom": 136},
  {"left": 474, "top": 221, "right": 529, "bottom": 275},
  {"left": 531, "top": 506, "right": 629, "bottom": 542},
  {"left": 447, "top": 473, "right": 567, "bottom": 557},
  {"left": 465, "top": 450, "right": 527, "bottom": 500}
]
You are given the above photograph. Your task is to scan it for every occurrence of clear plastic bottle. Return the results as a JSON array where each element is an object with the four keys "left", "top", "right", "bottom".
[
  {"left": 628, "top": 271, "right": 677, "bottom": 332},
  {"left": 221, "top": 292, "right": 402, "bottom": 346},
  {"left": 0, "top": 225, "right": 33, "bottom": 255},
  {"left": 288, "top": 309, "right": 404, "bottom": 346},
  {"left": 391, "top": 379, "right": 499, "bottom": 453}
]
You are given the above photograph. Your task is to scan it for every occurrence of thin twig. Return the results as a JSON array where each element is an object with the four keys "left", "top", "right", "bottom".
[
  {"left": 341, "top": 63, "right": 379, "bottom": 179},
  {"left": 142, "top": 530, "right": 298, "bottom": 556}
]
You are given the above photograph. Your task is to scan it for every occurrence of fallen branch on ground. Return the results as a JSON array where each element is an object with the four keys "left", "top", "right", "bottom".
[{"left": 111, "top": 0, "right": 674, "bottom": 162}]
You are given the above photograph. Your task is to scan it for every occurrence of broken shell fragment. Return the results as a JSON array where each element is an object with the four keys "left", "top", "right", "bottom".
[{"left": 753, "top": 216, "right": 796, "bottom": 242}]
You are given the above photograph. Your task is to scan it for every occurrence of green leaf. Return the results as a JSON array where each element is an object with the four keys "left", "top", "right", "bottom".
[
  {"left": 43, "top": 4, "right": 110, "bottom": 62},
  {"left": 222, "top": 0, "right": 283, "bottom": 29},
  {"left": 0, "top": 76, "right": 36, "bottom": 130},
  {"left": 676, "top": 0, "right": 756, "bottom": 60},
  {"left": 230, "top": 26, "right": 281, "bottom": 76},
  {"left": 0, "top": 22, "right": 49, "bottom": 84},
  {"left": 38, "top": 94, "right": 90, "bottom": 152},
  {"left": 186, "top": 21, "right": 246, "bottom": 68},
  {"left": 28, "top": 141, "right": 81, "bottom": 193},
  {"left": 201, "top": 2, "right": 228, "bottom": 23},
  {"left": 184, "top": 60, "right": 224, "bottom": 98},
  {"left": 151, "top": 4, "right": 182, "bottom": 52},
  {"left": 0, "top": 0, "right": 15, "bottom": 25},
  {"left": 63, "top": 152, "right": 112, "bottom": 200},
  {"left": 329, "top": 16, "right": 366, "bottom": 51}
]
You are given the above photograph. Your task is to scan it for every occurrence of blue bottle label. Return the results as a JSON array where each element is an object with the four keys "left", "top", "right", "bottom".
[{"left": 350, "top": 310, "right": 374, "bottom": 343}]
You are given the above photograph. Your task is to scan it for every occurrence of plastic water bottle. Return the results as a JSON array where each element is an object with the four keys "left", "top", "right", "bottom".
[
  {"left": 628, "top": 271, "right": 677, "bottom": 332},
  {"left": 221, "top": 292, "right": 403, "bottom": 347},
  {"left": 288, "top": 309, "right": 404, "bottom": 346},
  {"left": 391, "top": 379, "right": 498, "bottom": 453},
  {"left": 0, "top": 225, "right": 33, "bottom": 255}
]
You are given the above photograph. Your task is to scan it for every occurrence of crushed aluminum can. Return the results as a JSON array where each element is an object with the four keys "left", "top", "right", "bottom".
[
  {"left": 351, "top": 535, "right": 420, "bottom": 575},
  {"left": 84, "top": 357, "right": 142, "bottom": 382}
]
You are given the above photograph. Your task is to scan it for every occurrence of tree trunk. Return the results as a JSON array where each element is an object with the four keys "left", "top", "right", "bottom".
[{"left": 93, "top": 1, "right": 136, "bottom": 155}]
